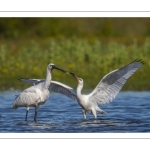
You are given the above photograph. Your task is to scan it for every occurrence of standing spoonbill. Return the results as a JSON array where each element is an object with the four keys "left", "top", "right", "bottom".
[{"left": 12, "top": 63, "right": 68, "bottom": 122}]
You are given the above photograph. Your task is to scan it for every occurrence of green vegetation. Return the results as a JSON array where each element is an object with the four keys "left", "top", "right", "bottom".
[
  {"left": 0, "top": 18, "right": 149, "bottom": 91},
  {"left": 0, "top": 37, "right": 148, "bottom": 91}
]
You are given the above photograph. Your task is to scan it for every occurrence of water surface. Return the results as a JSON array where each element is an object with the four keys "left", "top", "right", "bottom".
[{"left": 0, "top": 90, "right": 150, "bottom": 133}]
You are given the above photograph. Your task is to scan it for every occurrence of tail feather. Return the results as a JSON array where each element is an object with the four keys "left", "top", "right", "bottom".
[{"left": 96, "top": 108, "right": 107, "bottom": 114}]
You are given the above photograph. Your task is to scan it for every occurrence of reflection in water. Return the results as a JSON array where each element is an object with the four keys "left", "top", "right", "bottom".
[{"left": 0, "top": 91, "right": 150, "bottom": 132}]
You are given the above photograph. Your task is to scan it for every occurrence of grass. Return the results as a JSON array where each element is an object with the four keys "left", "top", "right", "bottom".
[{"left": 0, "top": 36, "right": 149, "bottom": 91}]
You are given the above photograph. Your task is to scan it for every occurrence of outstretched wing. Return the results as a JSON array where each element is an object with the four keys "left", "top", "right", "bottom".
[
  {"left": 19, "top": 77, "right": 78, "bottom": 101},
  {"left": 89, "top": 59, "right": 144, "bottom": 105},
  {"left": 18, "top": 77, "right": 44, "bottom": 85},
  {"left": 49, "top": 81, "right": 78, "bottom": 101}
]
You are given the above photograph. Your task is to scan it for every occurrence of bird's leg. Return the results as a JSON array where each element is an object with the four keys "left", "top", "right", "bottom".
[
  {"left": 82, "top": 109, "right": 86, "bottom": 120},
  {"left": 25, "top": 107, "right": 30, "bottom": 121},
  {"left": 34, "top": 105, "right": 39, "bottom": 122},
  {"left": 91, "top": 108, "right": 97, "bottom": 120}
]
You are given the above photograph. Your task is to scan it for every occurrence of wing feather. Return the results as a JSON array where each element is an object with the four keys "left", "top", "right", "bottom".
[
  {"left": 18, "top": 77, "right": 78, "bottom": 101},
  {"left": 89, "top": 59, "right": 144, "bottom": 105},
  {"left": 49, "top": 81, "right": 78, "bottom": 101},
  {"left": 18, "top": 77, "right": 44, "bottom": 85}
]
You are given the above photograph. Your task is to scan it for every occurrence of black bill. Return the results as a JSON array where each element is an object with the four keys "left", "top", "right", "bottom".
[{"left": 52, "top": 65, "right": 69, "bottom": 73}]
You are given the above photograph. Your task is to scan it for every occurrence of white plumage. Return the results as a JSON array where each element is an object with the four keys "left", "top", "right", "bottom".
[
  {"left": 19, "top": 79, "right": 78, "bottom": 101},
  {"left": 12, "top": 63, "right": 67, "bottom": 122},
  {"left": 20, "top": 59, "right": 144, "bottom": 120}
]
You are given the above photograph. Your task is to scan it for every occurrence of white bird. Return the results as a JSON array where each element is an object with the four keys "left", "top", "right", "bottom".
[
  {"left": 12, "top": 63, "right": 68, "bottom": 122},
  {"left": 20, "top": 59, "right": 144, "bottom": 120},
  {"left": 18, "top": 79, "right": 78, "bottom": 101}
]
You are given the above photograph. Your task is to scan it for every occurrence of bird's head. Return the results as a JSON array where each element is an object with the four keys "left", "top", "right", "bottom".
[
  {"left": 77, "top": 78, "right": 83, "bottom": 85},
  {"left": 48, "top": 63, "right": 68, "bottom": 74}
]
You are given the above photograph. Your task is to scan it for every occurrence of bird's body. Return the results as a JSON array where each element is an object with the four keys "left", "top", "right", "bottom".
[
  {"left": 20, "top": 59, "right": 144, "bottom": 120},
  {"left": 12, "top": 63, "right": 67, "bottom": 122},
  {"left": 13, "top": 82, "right": 50, "bottom": 108},
  {"left": 74, "top": 78, "right": 107, "bottom": 119}
]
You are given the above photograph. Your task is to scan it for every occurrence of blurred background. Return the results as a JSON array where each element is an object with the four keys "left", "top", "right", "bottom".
[{"left": 0, "top": 18, "right": 149, "bottom": 91}]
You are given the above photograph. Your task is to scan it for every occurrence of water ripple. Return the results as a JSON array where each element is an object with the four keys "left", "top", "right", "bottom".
[{"left": 0, "top": 91, "right": 150, "bottom": 132}]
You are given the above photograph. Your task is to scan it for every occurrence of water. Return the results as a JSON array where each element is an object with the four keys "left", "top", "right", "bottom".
[{"left": 0, "top": 90, "right": 150, "bottom": 133}]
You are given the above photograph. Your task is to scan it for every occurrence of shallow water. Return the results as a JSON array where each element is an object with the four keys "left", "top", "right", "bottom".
[{"left": 0, "top": 90, "right": 150, "bottom": 133}]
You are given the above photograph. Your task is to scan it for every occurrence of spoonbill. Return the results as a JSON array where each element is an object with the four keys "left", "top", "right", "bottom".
[
  {"left": 69, "top": 59, "right": 144, "bottom": 119},
  {"left": 20, "top": 59, "right": 144, "bottom": 120},
  {"left": 12, "top": 63, "right": 68, "bottom": 122}
]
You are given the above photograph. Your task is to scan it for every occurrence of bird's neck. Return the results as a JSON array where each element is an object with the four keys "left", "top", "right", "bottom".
[
  {"left": 44, "top": 70, "right": 52, "bottom": 89},
  {"left": 77, "top": 84, "right": 83, "bottom": 98}
]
